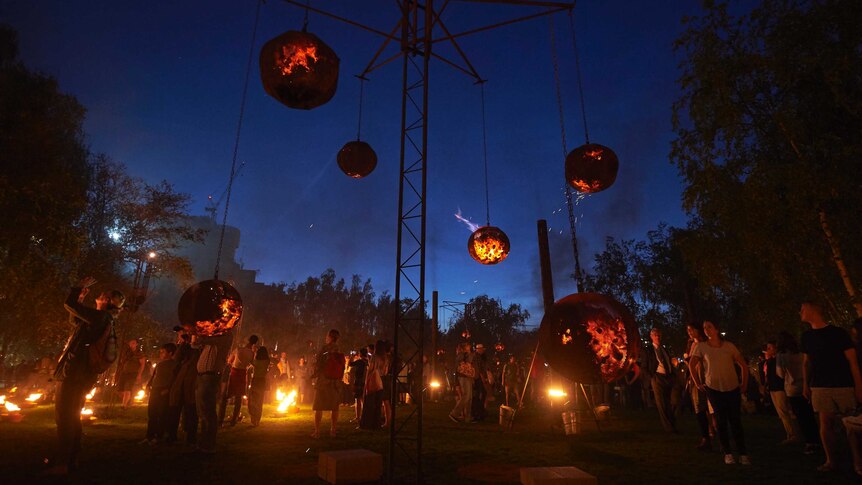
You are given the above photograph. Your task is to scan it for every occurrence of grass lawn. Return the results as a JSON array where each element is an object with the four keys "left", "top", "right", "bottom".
[{"left": 0, "top": 398, "right": 853, "bottom": 484}]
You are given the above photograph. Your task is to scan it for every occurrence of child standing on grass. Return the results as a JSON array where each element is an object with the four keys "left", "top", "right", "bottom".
[
  {"left": 248, "top": 346, "right": 270, "bottom": 427},
  {"left": 143, "top": 343, "right": 177, "bottom": 445}
]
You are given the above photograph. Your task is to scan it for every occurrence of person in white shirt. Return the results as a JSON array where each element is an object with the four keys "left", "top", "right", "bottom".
[{"left": 690, "top": 320, "right": 750, "bottom": 466}]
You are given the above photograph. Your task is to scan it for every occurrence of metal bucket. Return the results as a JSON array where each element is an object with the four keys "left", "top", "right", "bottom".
[
  {"left": 562, "top": 411, "right": 580, "bottom": 435},
  {"left": 499, "top": 405, "right": 515, "bottom": 428}
]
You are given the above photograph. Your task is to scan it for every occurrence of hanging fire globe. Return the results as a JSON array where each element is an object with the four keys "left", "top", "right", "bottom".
[
  {"left": 259, "top": 30, "right": 339, "bottom": 110},
  {"left": 461, "top": 330, "right": 471, "bottom": 340},
  {"left": 538, "top": 292, "right": 639, "bottom": 384},
  {"left": 495, "top": 342, "right": 505, "bottom": 352},
  {"left": 337, "top": 140, "right": 377, "bottom": 178},
  {"left": 177, "top": 279, "right": 243, "bottom": 337},
  {"left": 468, "top": 226, "right": 510, "bottom": 265},
  {"left": 565, "top": 143, "right": 619, "bottom": 193}
]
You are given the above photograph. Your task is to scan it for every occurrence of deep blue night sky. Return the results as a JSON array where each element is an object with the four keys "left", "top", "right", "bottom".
[{"left": 4, "top": 1, "right": 700, "bottom": 328}]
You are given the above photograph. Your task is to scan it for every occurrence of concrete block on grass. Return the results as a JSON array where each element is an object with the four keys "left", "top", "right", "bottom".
[
  {"left": 520, "top": 466, "right": 598, "bottom": 485},
  {"left": 318, "top": 449, "right": 383, "bottom": 484}
]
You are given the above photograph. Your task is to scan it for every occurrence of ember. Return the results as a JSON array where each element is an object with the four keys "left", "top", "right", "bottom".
[
  {"left": 277, "top": 43, "right": 318, "bottom": 76},
  {"left": 468, "top": 226, "right": 510, "bottom": 265},
  {"left": 565, "top": 143, "right": 619, "bottom": 194},
  {"left": 538, "top": 293, "right": 639, "bottom": 383},
  {"left": 259, "top": 30, "right": 339, "bottom": 110},
  {"left": 178, "top": 279, "right": 243, "bottom": 337}
]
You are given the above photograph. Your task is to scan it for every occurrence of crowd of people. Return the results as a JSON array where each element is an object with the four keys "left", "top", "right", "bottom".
[
  {"left": 632, "top": 300, "right": 862, "bottom": 475},
  {"left": 24, "top": 276, "right": 862, "bottom": 478}
]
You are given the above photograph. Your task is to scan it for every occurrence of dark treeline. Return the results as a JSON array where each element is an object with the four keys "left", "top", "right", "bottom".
[
  {"left": 0, "top": 26, "right": 201, "bottom": 364},
  {"left": 586, "top": 0, "right": 862, "bottom": 354}
]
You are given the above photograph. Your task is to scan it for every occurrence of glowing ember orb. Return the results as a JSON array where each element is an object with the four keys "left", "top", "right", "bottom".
[
  {"left": 565, "top": 143, "right": 619, "bottom": 193},
  {"left": 468, "top": 226, "right": 510, "bottom": 265},
  {"left": 495, "top": 343, "right": 505, "bottom": 352},
  {"left": 259, "top": 30, "right": 339, "bottom": 110},
  {"left": 178, "top": 279, "right": 243, "bottom": 337},
  {"left": 337, "top": 140, "right": 377, "bottom": 178},
  {"left": 538, "top": 292, "right": 639, "bottom": 383},
  {"left": 461, "top": 330, "right": 471, "bottom": 340},
  {"left": 436, "top": 348, "right": 445, "bottom": 356}
]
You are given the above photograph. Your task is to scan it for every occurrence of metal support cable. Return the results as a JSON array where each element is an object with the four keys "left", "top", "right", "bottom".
[
  {"left": 549, "top": 14, "right": 583, "bottom": 292},
  {"left": 480, "top": 81, "right": 491, "bottom": 226},
  {"left": 356, "top": 77, "right": 366, "bottom": 140},
  {"left": 569, "top": 10, "right": 589, "bottom": 144},
  {"left": 214, "top": 0, "right": 261, "bottom": 281}
]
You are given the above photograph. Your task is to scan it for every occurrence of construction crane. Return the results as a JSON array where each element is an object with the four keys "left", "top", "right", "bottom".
[{"left": 205, "top": 162, "right": 245, "bottom": 221}]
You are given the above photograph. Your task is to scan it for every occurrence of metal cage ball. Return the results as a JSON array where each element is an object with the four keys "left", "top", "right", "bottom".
[
  {"left": 177, "top": 279, "right": 243, "bottom": 337},
  {"left": 259, "top": 30, "right": 339, "bottom": 110},
  {"left": 565, "top": 143, "right": 619, "bottom": 193},
  {"left": 468, "top": 226, "right": 510, "bottom": 265},
  {"left": 337, "top": 140, "right": 377, "bottom": 178},
  {"left": 538, "top": 292, "right": 639, "bottom": 384}
]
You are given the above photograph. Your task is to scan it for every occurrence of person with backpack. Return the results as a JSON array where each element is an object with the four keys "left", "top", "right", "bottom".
[
  {"left": 311, "top": 328, "right": 344, "bottom": 438},
  {"left": 48, "top": 276, "right": 124, "bottom": 475}
]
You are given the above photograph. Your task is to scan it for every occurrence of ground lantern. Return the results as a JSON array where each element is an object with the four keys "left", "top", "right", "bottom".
[
  {"left": 468, "top": 226, "right": 510, "bottom": 265},
  {"left": 538, "top": 292, "right": 639, "bottom": 383},
  {"left": 178, "top": 279, "right": 243, "bottom": 336},
  {"left": 259, "top": 30, "right": 339, "bottom": 110},
  {"left": 564, "top": 143, "right": 619, "bottom": 193}
]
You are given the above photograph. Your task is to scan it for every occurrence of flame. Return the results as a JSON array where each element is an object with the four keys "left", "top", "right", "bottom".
[
  {"left": 86, "top": 388, "right": 96, "bottom": 401},
  {"left": 454, "top": 209, "right": 480, "bottom": 233},
  {"left": 276, "top": 389, "right": 286, "bottom": 402},
  {"left": 276, "top": 43, "right": 318, "bottom": 76},
  {"left": 429, "top": 381, "right": 441, "bottom": 389},
  {"left": 196, "top": 298, "right": 242, "bottom": 336},
  {"left": 571, "top": 179, "right": 604, "bottom": 193},
  {"left": 5, "top": 401, "right": 21, "bottom": 412},
  {"left": 548, "top": 388, "right": 567, "bottom": 398},
  {"left": 134, "top": 389, "right": 146, "bottom": 402},
  {"left": 470, "top": 233, "right": 508, "bottom": 264},
  {"left": 277, "top": 389, "right": 298, "bottom": 413},
  {"left": 0, "top": 395, "right": 5, "bottom": 405},
  {"left": 583, "top": 318, "right": 629, "bottom": 380},
  {"left": 562, "top": 328, "right": 573, "bottom": 345},
  {"left": 81, "top": 408, "right": 94, "bottom": 416},
  {"left": 25, "top": 393, "right": 42, "bottom": 402},
  {"left": 584, "top": 148, "right": 604, "bottom": 160}
]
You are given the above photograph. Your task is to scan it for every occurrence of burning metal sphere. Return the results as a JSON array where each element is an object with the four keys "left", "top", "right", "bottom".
[
  {"left": 337, "top": 140, "right": 377, "bottom": 178},
  {"left": 259, "top": 30, "right": 339, "bottom": 110},
  {"left": 495, "top": 343, "right": 505, "bottom": 352},
  {"left": 538, "top": 292, "right": 639, "bottom": 384},
  {"left": 468, "top": 226, "right": 510, "bottom": 265},
  {"left": 177, "top": 279, "right": 243, "bottom": 337},
  {"left": 461, "top": 330, "right": 471, "bottom": 340},
  {"left": 436, "top": 348, "right": 445, "bottom": 356},
  {"left": 565, "top": 143, "right": 619, "bottom": 193}
]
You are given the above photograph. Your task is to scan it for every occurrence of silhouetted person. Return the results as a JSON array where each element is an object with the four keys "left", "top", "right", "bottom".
[{"left": 49, "top": 277, "right": 124, "bottom": 475}]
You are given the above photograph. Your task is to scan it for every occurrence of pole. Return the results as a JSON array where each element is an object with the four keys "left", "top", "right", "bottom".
[
  {"left": 432, "top": 290, "right": 439, "bottom": 400},
  {"left": 516, "top": 220, "right": 556, "bottom": 412}
]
